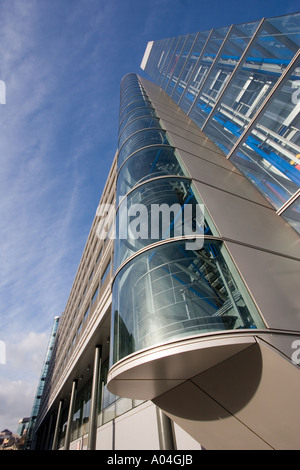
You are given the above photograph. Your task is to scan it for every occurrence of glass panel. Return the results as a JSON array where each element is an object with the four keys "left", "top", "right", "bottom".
[
  {"left": 147, "top": 40, "right": 165, "bottom": 77},
  {"left": 230, "top": 58, "right": 300, "bottom": 210},
  {"left": 101, "top": 260, "right": 111, "bottom": 285},
  {"left": 91, "top": 285, "right": 99, "bottom": 305},
  {"left": 114, "top": 178, "right": 212, "bottom": 269},
  {"left": 119, "top": 106, "right": 157, "bottom": 136},
  {"left": 178, "top": 26, "right": 230, "bottom": 114},
  {"left": 119, "top": 98, "right": 153, "bottom": 122},
  {"left": 118, "top": 116, "right": 161, "bottom": 149},
  {"left": 116, "top": 146, "right": 185, "bottom": 199},
  {"left": 172, "top": 30, "right": 211, "bottom": 104},
  {"left": 157, "top": 36, "right": 181, "bottom": 86},
  {"left": 203, "top": 14, "right": 300, "bottom": 155},
  {"left": 115, "top": 398, "right": 133, "bottom": 416},
  {"left": 281, "top": 196, "right": 300, "bottom": 234},
  {"left": 120, "top": 90, "right": 149, "bottom": 114},
  {"left": 111, "top": 239, "right": 265, "bottom": 364},
  {"left": 161, "top": 35, "right": 188, "bottom": 90},
  {"left": 165, "top": 33, "right": 197, "bottom": 96},
  {"left": 189, "top": 21, "right": 260, "bottom": 128},
  {"left": 118, "top": 129, "right": 170, "bottom": 169},
  {"left": 100, "top": 358, "right": 117, "bottom": 412}
]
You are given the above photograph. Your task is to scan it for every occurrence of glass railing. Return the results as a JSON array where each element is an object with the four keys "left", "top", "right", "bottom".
[{"left": 111, "top": 238, "right": 265, "bottom": 364}]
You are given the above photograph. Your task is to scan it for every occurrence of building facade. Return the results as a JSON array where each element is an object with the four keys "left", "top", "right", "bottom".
[
  {"left": 26, "top": 316, "right": 59, "bottom": 449},
  {"left": 33, "top": 12, "right": 300, "bottom": 450}
]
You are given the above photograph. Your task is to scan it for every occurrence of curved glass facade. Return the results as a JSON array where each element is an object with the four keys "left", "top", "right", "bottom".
[
  {"left": 118, "top": 130, "right": 170, "bottom": 169},
  {"left": 117, "top": 145, "right": 184, "bottom": 198},
  {"left": 110, "top": 73, "right": 265, "bottom": 367},
  {"left": 119, "top": 116, "right": 161, "bottom": 148},
  {"left": 114, "top": 177, "right": 213, "bottom": 270},
  {"left": 111, "top": 239, "right": 264, "bottom": 364}
]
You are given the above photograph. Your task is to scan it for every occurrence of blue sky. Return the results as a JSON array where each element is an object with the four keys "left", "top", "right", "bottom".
[{"left": 0, "top": 0, "right": 298, "bottom": 433}]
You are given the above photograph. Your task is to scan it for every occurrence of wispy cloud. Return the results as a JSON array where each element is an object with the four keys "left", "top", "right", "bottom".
[{"left": 0, "top": 0, "right": 117, "bottom": 431}]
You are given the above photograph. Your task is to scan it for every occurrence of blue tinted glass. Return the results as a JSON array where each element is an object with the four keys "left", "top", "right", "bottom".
[
  {"left": 281, "top": 196, "right": 300, "bottom": 234},
  {"left": 111, "top": 239, "right": 264, "bottom": 364},
  {"left": 229, "top": 59, "right": 300, "bottom": 210},
  {"left": 117, "top": 146, "right": 184, "bottom": 198},
  {"left": 165, "top": 33, "right": 197, "bottom": 96},
  {"left": 203, "top": 15, "right": 300, "bottom": 154},
  {"left": 161, "top": 35, "right": 188, "bottom": 90},
  {"left": 118, "top": 129, "right": 170, "bottom": 169},
  {"left": 189, "top": 21, "right": 260, "bottom": 128},
  {"left": 119, "top": 107, "right": 156, "bottom": 135},
  {"left": 157, "top": 37, "right": 181, "bottom": 86},
  {"left": 119, "top": 116, "right": 161, "bottom": 148},
  {"left": 177, "top": 27, "right": 230, "bottom": 114},
  {"left": 114, "top": 177, "right": 212, "bottom": 269}
]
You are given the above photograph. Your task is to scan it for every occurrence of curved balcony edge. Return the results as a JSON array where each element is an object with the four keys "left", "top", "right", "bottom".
[{"left": 107, "top": 330, "right": 262, "bottom": 400}]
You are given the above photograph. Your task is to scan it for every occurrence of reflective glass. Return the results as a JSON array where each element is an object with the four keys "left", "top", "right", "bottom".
[
  {"left": 157, "top": 36, "right": 181, "bottom": 86},
  {"left": 119, "top": 99, "right": 153, "bottom": 122},
  {"left": 203, "top": 14, "right": 300, "bottom": 154},
  {"left": 161, "top": 35, "right": 187, "bottom": 90},
  {"left": 189, "top": 21, "right": 260, "bottom": 128},
  {"left": 119, "top": 107, "right": 157, "bottom": 135},
  {"left": 230, "top": 59, "right": 300, "bottom": 210},
  {"left": 117, "top": 146, "right": 184, "bottom": 198},
  {"left": 111, "top": 239, "right": 264, "bottom": 364},
  {"left": 281, "top": 196, "right": 300, "bottom": 234},
  {"left": 114, "top": 178, "right": 212, "bottom": 269},
  {"left": 148, "top": 38, "right": 172, "bottom": 83},
  {"left": 120, "top": 89, "right": 149, "bottom": 112},
  {"left": 172, "top": 30, "right": 211, "bottom": 104},
  {"left": 165, "top": 33, "right": 197, "bottom": 96},
  {"left": 178, "top": 26, "right": 230, "bottom": 114},
  {"left": 118, "top": 129, "right": 170, "bottom": 169},
  {"left": 118, "top": 116, "right": 161, "bottom": 148}
]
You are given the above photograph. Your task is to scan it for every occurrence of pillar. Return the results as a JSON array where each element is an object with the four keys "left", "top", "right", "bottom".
[
  {"left": 64, "top": 380, "right": 77, "bottom": 450},
  {"left": 87, "top": 345, "right": 102, "bottom": 450},
  {"left": 156, "top": 407, "right": 176, "bottom": 450},
  {"left": 52, "top": 399, "right": 64, "bottom": 450}
]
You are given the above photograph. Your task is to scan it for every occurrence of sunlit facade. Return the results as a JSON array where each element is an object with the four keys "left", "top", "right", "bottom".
[
  {"left": 33, "top": 12, "right": 300, "bottom": 451},
  {"left": 141, "top": 13, "right": 300, "bottom": 232}
]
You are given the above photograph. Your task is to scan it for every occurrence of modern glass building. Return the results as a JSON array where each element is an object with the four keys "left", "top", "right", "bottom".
[
  {"left": 32, "top": 12, "right": 300, "bottom": 450},
  {"left": 25, "top": 316, "right": 59, "bottom": 449},
  {"left": 140, "top": 14, "right": 300, "bottom": 232}
]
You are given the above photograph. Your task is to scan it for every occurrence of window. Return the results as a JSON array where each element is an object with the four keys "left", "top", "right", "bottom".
[
  {"left": 101, "top": 260, "right": 111, "bottom": 286},
  {"left": 96, "top": 249, "right": 102, "bottom": 264},
  {"left": 92, "top": 285, "right": 99, "bottom": 305},
  {"left": 84, "top": 305, "right": 90, "bottom": 322}
]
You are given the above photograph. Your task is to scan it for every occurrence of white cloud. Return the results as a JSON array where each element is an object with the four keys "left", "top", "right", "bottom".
[
  {"left": 0, "top": 330, "right": 48, "bottom": 433},
  {"left": 7, "top": 331, "right": 48, "bottom": 376},
  {"left": 0, "top": 377, "right": 37, "bottom": 433}
]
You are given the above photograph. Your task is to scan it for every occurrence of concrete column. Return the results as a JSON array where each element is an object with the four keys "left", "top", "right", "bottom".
[
  {"left": 156, "top": 407, "right": 176, "bottom": 450},
  {"left": 64, "top": 380, "right": 77, "bottom": 450},
  {"left": 52, "top": 399, "right": 64, "bottom": 450},
  {"left": 87, "top": 345, "right": 102, "bottom": 450}
]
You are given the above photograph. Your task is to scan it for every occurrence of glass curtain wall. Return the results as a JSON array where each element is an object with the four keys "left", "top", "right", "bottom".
[
  {"left": 142, "top": 13, "right": 300, "bottom": 233},
  {"left": 110, "top": 74, "right": 265, "bottom": 367}
]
